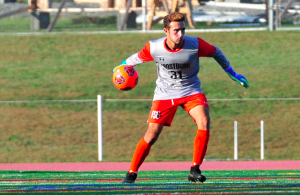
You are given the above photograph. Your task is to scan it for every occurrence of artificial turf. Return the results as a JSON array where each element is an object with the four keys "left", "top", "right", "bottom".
[{"left": 0, "top": 170, "right": 299, "bottom": 194}]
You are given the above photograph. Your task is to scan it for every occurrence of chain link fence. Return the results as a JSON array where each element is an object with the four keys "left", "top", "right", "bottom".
[{"left": 0, "top": 0, "right": 272, "bottom": 33}]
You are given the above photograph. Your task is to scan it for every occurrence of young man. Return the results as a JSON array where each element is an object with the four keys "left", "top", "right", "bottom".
[{"left": 116, "top": 12, "right": 249, "bottom": 183}]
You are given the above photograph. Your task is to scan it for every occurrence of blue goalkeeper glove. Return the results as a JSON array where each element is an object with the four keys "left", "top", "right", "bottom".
[
  {"left": 224, "top": 65, "right": 249, "bottom": 88},
  {"left": 113, "top": 60, "right": 127, "bottom": 72}
]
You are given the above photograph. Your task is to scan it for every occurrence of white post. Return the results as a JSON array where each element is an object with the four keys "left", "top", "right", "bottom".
[
  {"left": 261, "top": 120, "right": 264, "bottom": 160},
  {"left": 97, "top": 95, "right": 103, "bottom": 161},
  {"left": 268, "top": 0, "right": 274, "bottom": 31},
  {"left": 142, "top": 0, "right": 147, "bottom": 32},
  {"left": 234, "top": 121, "right": 238, "bottom": 160}
]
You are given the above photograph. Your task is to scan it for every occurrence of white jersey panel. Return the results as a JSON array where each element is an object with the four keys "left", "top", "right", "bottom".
[{"left": 150, "top": 36, "right": 202, "bottom": 100}]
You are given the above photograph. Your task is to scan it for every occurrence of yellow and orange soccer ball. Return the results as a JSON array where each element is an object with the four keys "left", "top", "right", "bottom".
[{"left": 112, "top": 65, "right": 139, "bottom": 91}]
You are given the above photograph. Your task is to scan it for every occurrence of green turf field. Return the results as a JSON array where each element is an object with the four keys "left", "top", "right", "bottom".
[{"left": 0, "top": 170, "right": 299, "bottom": 194}]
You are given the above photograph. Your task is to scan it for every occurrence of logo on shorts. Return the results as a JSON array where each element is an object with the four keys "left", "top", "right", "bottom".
[{"left": 151, "top": 111, "right": 161, "bottom": 119}]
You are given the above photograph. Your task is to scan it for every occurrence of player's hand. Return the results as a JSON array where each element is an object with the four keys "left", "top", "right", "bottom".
[
  {"left": 231, "top": 73, "right": 249, "bottom": 88},
  {"left": 224, "top": 65, "right": 249, "bottom": 88}
]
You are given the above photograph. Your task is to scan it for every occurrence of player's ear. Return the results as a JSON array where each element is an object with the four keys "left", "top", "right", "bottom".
[{"left": 163, "top": 28, "right": 168, "bottom": 34}]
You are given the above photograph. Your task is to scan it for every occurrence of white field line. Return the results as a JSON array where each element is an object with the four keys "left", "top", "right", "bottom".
[
  {"left": 0, "top": 27, "right": 268, "bottom": 36},
  {"left": 1, "top": 98, "right": 300, "bottom": 104}
]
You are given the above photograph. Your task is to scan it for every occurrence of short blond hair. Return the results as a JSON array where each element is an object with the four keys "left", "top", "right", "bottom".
[{"left": 163, "top": 12, "right": 185, "bottom": 29}]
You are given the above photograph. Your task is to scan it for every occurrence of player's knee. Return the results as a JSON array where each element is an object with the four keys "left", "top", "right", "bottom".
[
  {"left": 196, "top": 116, "right": 210, "bottom": 130},
  {"left": 144, "top": 133, "right": 159, "bottom": 145},
  {"left": 145, "top": 136, "right": 158, "bottom": 145},
  {"left": 144, "top": 124, "right": 163, "bottom": 145}
]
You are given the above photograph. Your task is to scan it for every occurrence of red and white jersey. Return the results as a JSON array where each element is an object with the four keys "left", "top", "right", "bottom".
[{"left": 124, "top": 35, "right": 216, "bottom": 100}]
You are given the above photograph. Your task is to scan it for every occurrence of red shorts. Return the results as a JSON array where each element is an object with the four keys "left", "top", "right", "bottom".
[{"left": 147, "top": 93, "right": 209, "bottom": 126}]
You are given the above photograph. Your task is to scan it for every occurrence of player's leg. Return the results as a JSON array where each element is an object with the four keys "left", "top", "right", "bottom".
[
  {"left": 123, "top": 123, "right": 164, "bottom": 183},
  {"left": 188, "top": 105, "right": 210, "bottom": 183},
  {"left": 188, "top": 105, "right": 210, "bottom": 182},
  {"left": 189, "top": 105, "right": 210, "bottom": 164},
  {"left": 130, "top": 123, "right": 164, "bottom": 173},
  {"left": 123, "top": 99, "right": 177, "bottom": 183},
  {"left": 181, "top": 93, "right": 210, "bottom": 182}
]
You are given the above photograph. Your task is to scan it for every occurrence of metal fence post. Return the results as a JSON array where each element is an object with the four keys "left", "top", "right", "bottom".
[{"left": 234, "top": 121, "right": 238, "bottom": 160}]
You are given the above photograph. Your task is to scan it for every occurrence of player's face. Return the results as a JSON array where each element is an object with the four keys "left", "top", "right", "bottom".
[{"left": 164, "top": 21, "right": 186, "bottom": 46}]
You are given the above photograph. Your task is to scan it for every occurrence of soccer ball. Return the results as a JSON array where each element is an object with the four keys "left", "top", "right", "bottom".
[{"left": 112, "top": 65, "right": 139, "bottom": 91}]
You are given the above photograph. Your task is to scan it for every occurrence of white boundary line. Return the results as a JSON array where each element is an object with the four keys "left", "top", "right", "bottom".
[
  {"left": 0, "top": 27, "right": 268, "bottom": 36},
  {"left": 0, "top": 99, "right": 96, "bottom": 103},
  {"left": 1, "top": 97, "right": 300, "bottom": 104}
]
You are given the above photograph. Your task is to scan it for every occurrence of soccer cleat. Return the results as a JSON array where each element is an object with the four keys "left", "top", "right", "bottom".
[
  {"left": 188, "top": 165, "right": 206, "bottom": 183},
  {"left": 122, "top": 172, "right": 137, "bottom": 183}
]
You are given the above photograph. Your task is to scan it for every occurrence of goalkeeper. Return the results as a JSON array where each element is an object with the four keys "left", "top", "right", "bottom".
[{"left": 115, "top": 12, "right": 249, "bottom": 184}]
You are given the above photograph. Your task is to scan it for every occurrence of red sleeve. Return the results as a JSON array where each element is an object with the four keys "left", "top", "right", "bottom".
[
  {"left": 138, "top": 42, "right": 154, "bottom": 62},
  {"left": 197, "top": 37, "right": 216, "bottom": 57}
]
